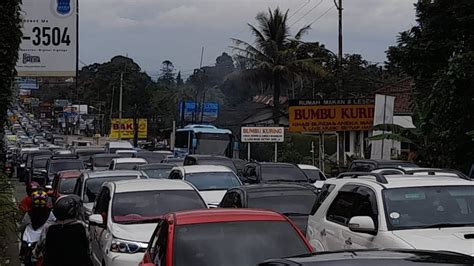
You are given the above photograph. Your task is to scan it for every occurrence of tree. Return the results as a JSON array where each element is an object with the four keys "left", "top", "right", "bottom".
[
  {"left": 158, "top": 60, "right": 175, "bottom": 85},
  {"left": 232, "top": 8, "right": 324, "bottom": 123},
  {"left": 386, "top": 0, "right": 474, "bottom": 171}
]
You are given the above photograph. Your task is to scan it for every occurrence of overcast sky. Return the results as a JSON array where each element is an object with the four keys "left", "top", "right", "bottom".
[{"left": 79, "top": 0, "right": 417, "bottom": 78}]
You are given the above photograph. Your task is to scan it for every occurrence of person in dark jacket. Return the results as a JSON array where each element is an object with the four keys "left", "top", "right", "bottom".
[{"left": 33, "top": 195, "right": 92, "bottom": 266}]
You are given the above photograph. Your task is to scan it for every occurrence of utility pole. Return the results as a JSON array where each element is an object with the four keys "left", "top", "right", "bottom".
[
  {"left": 335, "top": 0, "right": 344, "bottom": 170},
  {"left": 118, "top": 72, "right": 123, "bottom": 139}
]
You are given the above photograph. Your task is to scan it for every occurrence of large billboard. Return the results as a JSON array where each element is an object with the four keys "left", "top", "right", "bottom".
[
  {"left": 110, "top": 119, "right": 148, "bottom": 139},
  {"left": 16, "top": 0, "right": 77, "bottom": 77},
  {"left": 179, "top": 101, "right": 219, "bottom": 123},
  {"left": 289, "top": 99, "right": 375, "bottom": 132}
]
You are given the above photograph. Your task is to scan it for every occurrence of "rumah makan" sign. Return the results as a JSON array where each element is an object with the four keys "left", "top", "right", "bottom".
[{"left": 289, "top": 98, "right": 375, "bottom": 132}]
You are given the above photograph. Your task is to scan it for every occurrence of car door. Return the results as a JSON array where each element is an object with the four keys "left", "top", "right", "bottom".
[
  {"left": 322, "top": 184, "right": 360, "bottom": 251},
  {"left": 90, "top": 187, "right": 111, "bottom": 265},
  {"left": 151, "top": 221, "right": 170, "bottom": 266},
  {"left": 341, "top": 186, "right": 381, "bottom": 250}
]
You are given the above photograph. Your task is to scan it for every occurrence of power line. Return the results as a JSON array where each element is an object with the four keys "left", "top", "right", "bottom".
[
  {"left": 308, "top": 5, "right": 335, "bottom": 26},
  {"left": 289, "top": 0, "right": 324, "bottom": 27},
  {"left": 288, "top": 0, "right": 311, "bottom": 20}
]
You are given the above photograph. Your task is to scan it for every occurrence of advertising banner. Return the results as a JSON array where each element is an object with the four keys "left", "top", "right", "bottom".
[
  {"left": 16, "top": 78, "right": 39, "bottom": 90},
  {"left": 241, "top": 127, "right": 285, "bottom": 143},
  {"left": 178, "top": 101, "right": 219, "bottom": 123},
  {"left": 110, "top": 119, "right": 148, "bottom": 139},
  {"left": 16, "top": 0, "right": 77, "bottom": 77},
  {"left": 289, "top": 99, "right": 375, "bottom": 132}
]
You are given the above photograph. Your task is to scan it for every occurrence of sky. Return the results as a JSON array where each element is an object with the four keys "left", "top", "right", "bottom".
[{"left": 79, "top": 0, "right": 417, "bottom": 78}]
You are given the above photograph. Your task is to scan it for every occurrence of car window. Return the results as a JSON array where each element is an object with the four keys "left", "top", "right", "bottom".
[
  {"left": 220, "top": 192, "right": 236, "bottom": 207},
  {"left": 261, "top": 165, "right": 308, "bottom": 182},
  {"left": 302, "top": 169, "right": 326, "bottom": 181},
  {"left": 184, "top": 172, "right": 241, "bottom": 191},
  {"left": 248, "top": 190, "right": 316, "bottom": 214},
  {"left": 50, "top": 161, "right": 84, "bottom": 173},
  {"left": 326, "top": 185, "right": 359, "bottom": 226},
  {"left": 84, "top": 176, "right": 137, "bottom": 203},
  {"left": 58, "top": 178, "right": 77, "bottom": 194},
  {"left": 311, "top": 184, "right": 335, "bottom": 214},
  {"left": 142, "top": 168, "right": 173, "bottom": 179},
  {"left": 153, "top": 221, "right": 169, "bottom": 265},
  {"left": 353, "top": 186, "right": 378, "bottom": 227},
  {"left": 115, "top": 162, "right": 146, "bottom": 170}
]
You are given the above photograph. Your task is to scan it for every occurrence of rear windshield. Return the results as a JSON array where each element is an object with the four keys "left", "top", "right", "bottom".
[
  {"left": 261, "top": 166, "right": 308, "bottom": 182},
  {"left": 247, "top": 190, "right": 317, "bottom": 214},
  {"left": 59, "top": 178, "right": 77, "bottom": 194},
  {"left": 301, "top": 169, "right": 326, "bottom": 181},
  {"left": 33, "top": 158, "right": 48, "bottom": 168},
  {"left": 142, "top": 168, "right": 173, "bottom": 179},
  {"left": 198, "top": 159, "right": 237, "bottom": 173},
  {"left": 135, "top": 153, "right": 166, "bottom": 164},
  {"left": 83, "top": 176, "right": 137, "bottom": 202},
  {"left": 93, "top": 156, "right": 117, "bottom": 167},
  {"left": 112, "top": 190, "right": 206, "bottom": 224},
  {"left": 77, "top": 150, "right": 104, "bottom": 160},
  {"left": 173, "top": 221, "right": 308, "bottom": 266},
  {"left": 115, "top": 162, "right": 147, "bottom": 170},
  {"left": 50, "top": 161, "right": 84, "bottom": 174},
  {"left": 185, "top": 172, "right": 241, "bottom": 191}
]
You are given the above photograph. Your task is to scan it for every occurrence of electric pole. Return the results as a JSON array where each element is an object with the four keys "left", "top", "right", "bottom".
[{"left": 118, "top": 72, "right": 123, "bottom": 139}]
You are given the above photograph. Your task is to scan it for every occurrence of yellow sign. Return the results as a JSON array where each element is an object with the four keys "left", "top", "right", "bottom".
[
  {"left": 289, "top": 99, "right": 375, "bottom": 132},
  {"left": 110, "top": 118, "right": 148, "bottom": 139}
]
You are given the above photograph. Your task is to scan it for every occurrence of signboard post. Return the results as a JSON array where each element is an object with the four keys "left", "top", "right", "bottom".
[
  {"left": 288, "top": 99, "right": 375, "bottom": 132},
  {"left": 16, "top": 0, "right": 77, "bottom": 77},
  {"left": 241, "top": 127, "right": 285, "bottom": 162}
]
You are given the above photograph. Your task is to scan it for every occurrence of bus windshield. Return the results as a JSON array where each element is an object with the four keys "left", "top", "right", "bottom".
[{"left": 195, "top": 133, "right": 231, "bottom": 156}]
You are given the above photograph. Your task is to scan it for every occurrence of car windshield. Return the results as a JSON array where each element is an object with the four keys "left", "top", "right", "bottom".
[
  {"left": 136, "top": 153, "right": 166, "bottom": 163},
  {"left": 173, "top": 221, "right": 308, "bottom": 266},
  {"left": 383, "top": 186, "right": 474, "bottom": 230},
  {"left": 198, "top": 159, "right": 237, "bottom": 173},
  {"left": 59, "top": 178, "right": 77, "bottom": 194},
  {"left": 93, "top": 156, "right": 116, "bottom": 167},
  {"left": 33, "top": 158, "right": 48, "bottom": 168},
  {"left": 115, "top": 162, "right": 146, "bottom": 170},
  {"left": 142, "top": 168, "right": 173, "bottom": 179},
  {"left": 84, "top": 176, "right": 138, "bottom": 203},
  {"left": 112, "top": 190, "right": 206, "bottom": 224},
  {"left": 50, "top": 161, "right": 84, "bottom": 174},
  {"left": 301, "top": 169, "right": 325, "bottom": 181},
  {"left": 261, "top": 165, "right": 308, "bottom": 182},
  {"left": 185, "top": 172, "right": 241, "bottom": 191},
  {"left": 247, "top": 190, "right": 317, "bottom": 214}
]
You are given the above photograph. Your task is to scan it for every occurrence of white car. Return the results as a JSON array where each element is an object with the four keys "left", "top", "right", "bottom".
[
  {"left": 298, "top": 164, "right": 327, "bottom": 188},
  {"left": 88, "top": 179, "right": 207, "bottom": 266},
  {"left": 307, "top": 172, "right": 474, "bottom": 256},
  {"left": 108, "top": 158, "right": 147, "bottom": 170},
  {"left": 168, "top": 165, "right": 242, "bottom": 207}
]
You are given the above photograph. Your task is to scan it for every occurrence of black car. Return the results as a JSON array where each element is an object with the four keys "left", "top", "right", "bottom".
[
  {"left": 89, "top": 153, "right": 120, "bottom": 171},
  {"left": 219, "top": 184, "right": 318, "bottom": 234},
  {"left": 45, "top": 156, "right": 84, "bottom": 182},
  {"left": 28, "top": 155, "right": 51, "bottom": 185},
  {"left": 19, "top": 149, "right": 52, "bottom": 182},
  {"left": 183, "top": 155, "right": 238, "bottom": 173},
  {"left": 348, "top": 159, "right": 418, "bottom": 172},
  {"left": 136, "top": 163, "right": 175, "bottom": 179},
  {"left": 241, "top": 162, "right": 310, "bottom": 184},
  {"left": 258, "top": 249, "right": 474, "bottom": 266}
]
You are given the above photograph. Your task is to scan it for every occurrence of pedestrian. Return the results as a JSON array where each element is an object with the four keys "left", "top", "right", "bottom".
[{"left": 33, "top": 195, "right": 92, "bottom": 266}]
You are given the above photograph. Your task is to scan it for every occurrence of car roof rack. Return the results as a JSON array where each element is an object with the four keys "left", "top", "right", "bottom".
[
  {"left": 404, "top": 169, "right": 471, "bottom": 180},
  {"left": 337, "top": 172, "right": 388, "bottom": 184}
]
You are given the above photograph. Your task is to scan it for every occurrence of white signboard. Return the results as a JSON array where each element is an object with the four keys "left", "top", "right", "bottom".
[
  {"left": 16, "top": 0, "right": 77, "bottom": 77},
  {"left": 241, "top": 127, "right": 285, "bottom": 143}
]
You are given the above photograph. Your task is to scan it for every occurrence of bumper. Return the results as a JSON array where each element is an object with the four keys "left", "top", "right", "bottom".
[{"left": 105, "top": 252, "right": 144, "bottom": 266}]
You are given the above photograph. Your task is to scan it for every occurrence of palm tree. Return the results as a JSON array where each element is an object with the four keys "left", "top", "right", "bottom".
[{"left": 232, "top": 8, "right": 324, "bottom": 124}]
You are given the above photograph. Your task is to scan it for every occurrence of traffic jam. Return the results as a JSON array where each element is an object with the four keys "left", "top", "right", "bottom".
[{"left": 4, "top": 103, "right": 474, "bottom": 266}]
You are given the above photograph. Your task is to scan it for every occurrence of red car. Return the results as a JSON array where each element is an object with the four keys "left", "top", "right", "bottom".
[
  {"left": 51, "top": 170, "right": 82, "bottom": 200},
  {"left": 139, "top": 209, "right": 312, "bottom": 266}
]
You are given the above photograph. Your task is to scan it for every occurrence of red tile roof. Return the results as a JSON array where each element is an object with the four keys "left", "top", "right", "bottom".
[{"left": 375, "top": 78, "right": 414, "bottom": 114}]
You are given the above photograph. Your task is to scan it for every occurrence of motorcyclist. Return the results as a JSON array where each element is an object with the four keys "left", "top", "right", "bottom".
[
  {"left": 33, "top": 195, "right": 92, "bottom": 266},
  {"left": 19, "top": 189, "right": 55, "bottom": 265},
  {"left": 19, "top": 181, "right": 40, "bottom": 213}
]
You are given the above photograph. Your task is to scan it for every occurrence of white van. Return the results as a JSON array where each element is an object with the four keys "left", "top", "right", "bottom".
[{"left": 104, "top": 141, "right": 134, "bottom": 154}]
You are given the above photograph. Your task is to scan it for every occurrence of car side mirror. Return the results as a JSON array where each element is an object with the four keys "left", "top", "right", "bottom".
[
  {"left": 89, "top": 214, "right": 104, "bottom": 227},
  {"left": 348, "top": 216, "right": 377, "bottom": 235}
]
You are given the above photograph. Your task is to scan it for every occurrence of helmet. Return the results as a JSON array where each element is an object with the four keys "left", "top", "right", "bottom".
[
  {"left": 31, "top": 190, "right": 48, "bottom": 208},
  {"left": 26, "top": 181, "right": 40, "bottom": 196},
  {"left": 53, "top": 195, "right": 82, "bottom": 220}
]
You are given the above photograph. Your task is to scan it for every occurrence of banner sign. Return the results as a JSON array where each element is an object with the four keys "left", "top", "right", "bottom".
[
  {"left": 179, "top": 101, "right": 219, "bottom": 123},
  {"left": 289, "top": 98, "right": 375, "bottom": 132},
  {"left": 110, "top": 118, "right": 148, "bottom": 139},
  {"left": 241, "top": 127, "right": 285, "bottom": 143},
  {"left": 16, "top": 0, "right": 77, "bottom": 77},
  {"left": 16, "top": 78, "right": 39, "bottom": 90}
]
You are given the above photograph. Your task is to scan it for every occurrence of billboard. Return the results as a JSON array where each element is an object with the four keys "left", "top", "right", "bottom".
[
  {"left": 110, "top": 119, "right": 148, "bottom": 139},
  {"left": 16, "top": 0, "right": 77, "bottom": 77},
  {"left": 241, "top": 127, "right": 285, "bottom": 143},
  {"left": 16, "top": 78, "right": 39, "bottom": 90},
  {"left": 289, "top": 98, "right": 375, "bottom": 132},
  {"left": 179, "top": 101, "right": 219, "bottom": 123}
]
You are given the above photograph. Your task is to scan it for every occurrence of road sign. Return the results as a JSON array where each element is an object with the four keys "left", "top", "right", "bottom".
[
  {"left": 16, "top": 0, "right": 77, "bottom": 77},
  {"left": 110, "top": 119, "right": 148, "bottom": 139},
  {"left": 241, "top": 127, "right": 285, "bottom": 143},
  {"left": 289, "top": 98, "right": 375, "bottom": 132}
]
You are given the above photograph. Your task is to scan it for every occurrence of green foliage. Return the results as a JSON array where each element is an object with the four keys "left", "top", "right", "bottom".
[
  {"left": 0, "top": 0, "right": 22, "bottom": 131},
  {"left": 0, "top": 174, "right": 17, "bottom": 238},
  {"left": 386, "top": 0, "right": 474, "bottom": 170},
  {"left": 158, "top": 60, "right": 176, "bottom": 86}
]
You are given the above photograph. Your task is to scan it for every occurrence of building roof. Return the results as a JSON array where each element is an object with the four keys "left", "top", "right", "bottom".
[
  {"left": 170, "top": 209, "right": 286, "bottom": 225},
  {"left": 375, "top": 78, "right": 414, "bottom": 114},
  {"left": 111, "top": 179, "right": 194, "bottom": 193}
]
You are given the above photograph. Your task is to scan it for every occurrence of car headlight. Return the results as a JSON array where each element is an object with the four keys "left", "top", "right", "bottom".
[{"left": 110, "top": 238, "right": 147, "bottom": 254}]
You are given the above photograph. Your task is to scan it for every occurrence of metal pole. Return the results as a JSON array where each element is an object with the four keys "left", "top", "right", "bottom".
[
  {"left": 381, "top": 95, "right": 387, "bottom": 159},
  {"left": 322, "top": 132, "right": 325, "bottom": 173},
  {"left": 118, "top": 72, "right": 123, "bottom": 139},
  {"left": 171, "top": 120, "right": 176, "bottom": 150},
  {"left": 311, "top": 141, "right": 315, "bottom": 166},
  {"left": 274, "top": 143, "right": 278, "bottom": 162},
  {"left": 336, "top": 132, "right": 340, "bottom": 166},
  {"left": 75, "top": 0, "right": 79, "bottom": 136},
  {"left": 319, "top": 133, "right": 322, "bottom": 168},
  {"left": 247, "top": 143, "right": 251, "bottom": 161}
]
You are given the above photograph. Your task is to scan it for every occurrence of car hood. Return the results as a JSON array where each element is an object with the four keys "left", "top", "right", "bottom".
[
  {"left": 392, "top": 227, "right": 474, "bottom": 255},
  {"left": 111, "top": 223, "right": 158, "bottom": 243},
  {"left": 198, "top": 190, "right": 227, "bottom": 207}
]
